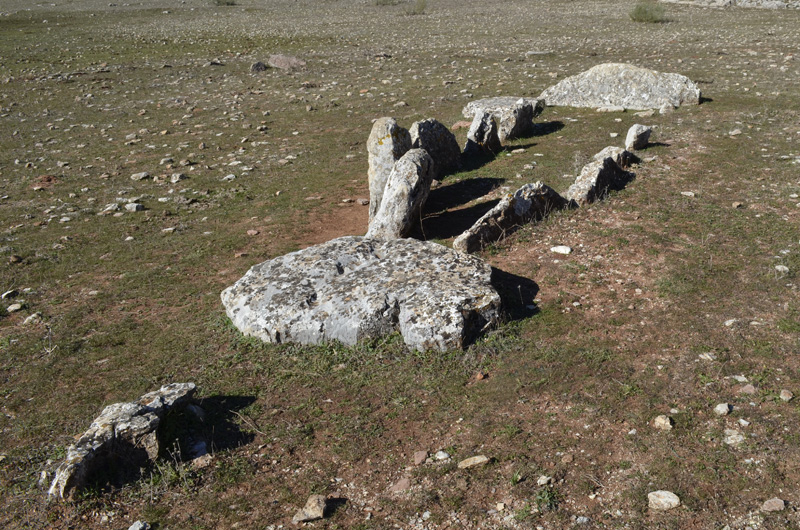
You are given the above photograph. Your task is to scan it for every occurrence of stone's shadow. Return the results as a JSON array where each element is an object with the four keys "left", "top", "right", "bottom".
[
  {"left": 529, "top": 120, "right": 564, "bottom": 138},
  {"left": 425, "top": 177, "right": 504, "bottom": 213},
  {"left": 699, "top": 96, "right": 713, "bottom": 104},
  {"left": 646, "top": 141, "right": 670, "bottom": 148},
  {"left": 197, "top": 394, "right": 258, "bottom": 453},
  {"left": 325, "top": 497, "right": 348, "bottom": 517},
  {"left": 418, "top": 199, "right": 500, "bottom": 241},
  {"left": 490, "top": 268, "right": 540, "bottom": 322},
  {"left": 459, "top": 151, "right": 502, "bottom": 173}
]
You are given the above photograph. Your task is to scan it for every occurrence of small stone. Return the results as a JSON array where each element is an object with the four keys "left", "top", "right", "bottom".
[
  {"left": 128, "top": 522, "right": 151, "bottom": 530},
  {"left": 458, "top": 455, "right": 489, "bottom": 469},
  {"left": 222, "top": 174, "right": 236, "bottom": 181},
  {"left": 9, "top": 255, "right": 22, "bottom": 264},
  {"left": 388, "top": 478, "right": 411, "bottom": 493},
  {"left": 738, "top": 418, "right": 750, "bottom": 427},
  {"left": 659, "top": 103, "right": 674, "bottom": 114},
  {"left": 648, "top": 490, "right": 680, "bottom": 511},
  {"left": 723, "top": 428, "right": 745, "bottom": 446},
  {"left": 724, "top": 319, "right": 737, "bottom": 327},
  {"left": 159, "top": 157, "right": 173, "bottom": 165},
  {"left": 292, "top": 494, "right": 327, "bottom": 523},
  {"left": 413, "top": 451, "right": 428, "bottom": 466},
  {"left": 729, "top": 129, "right": 742, "bottom": 136},
  {"left": 625, "top": 124, "right": 652, "bottom": 151},
  {"left": 714, "top": 403, "right": 731, "bottom": 416},
  {"left": 761, "top": 498, "right": 785, "bottom": 512},
  {"left": 357, "top": 198, "right": 369, "bottom": 205},
  {"left": 246, "top": 230, "right": 259, "bottom": 236},
  {"left": 680, "top": 191, "right": 695, "bottom": 197},
  {"left": 698, "top": 352, "right": 717, "bottom": 361},
  {"left": 732, "top": 201, "right": 744, "bottom": 209},
  {"left": 124, "top": 203, "right": 144, "bottom": 212},
  {"left": 561, "top": 454, "right": 574, "bottom": 464},
  {"left": 496, "top": 502, "right": 505, "bottom": 511},
  {"left": 775, "top": 265, "right": 789, "bottom": 273},
  {"left": 434, "top": 450, "right": 450, "bottom": 461},
  {"left": 130, "top": 172, "right": 150, "bottom": 181},
  {"left": 171, "top": 173, "right": 187, "bottom": 183},
  {"left": 550, "top": 245, "right": 572, "bottom": 255},
  {"left": 6, "top": 302, "right": 23, "bottom": 313},
  {"left": 537, "top": 475, "right": 552, "bottom": 486},
  {"left": 653, "top": 415, "right": 673, "bottom": 431},
  {"left": 1, "top": 289, "right": 18, "bottom": 299},
  {"left": 576, "top": 516, "right": 590, "bottom": 525},
  {"left": 740, "top": 384, "right": 757, "bottom": 395},
  {"left": 23, "top": 313, "right": 42, "bottom": 325},
  {"left": 250, "top": 61, "right": 269, "bottom": 73},
  {"left": 780, "top": 389, "right": 793, "bottom": 402}
]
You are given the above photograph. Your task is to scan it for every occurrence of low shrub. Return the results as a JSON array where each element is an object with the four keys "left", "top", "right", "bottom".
[{"left": 629, "top": 1, "right": 666, "bottom": 23}]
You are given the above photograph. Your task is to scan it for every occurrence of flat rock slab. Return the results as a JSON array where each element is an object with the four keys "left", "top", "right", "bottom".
[
  {"left": 462, "top": 97, "right": 545, "bottom": 141},
  {"left": 221, "top": 237, "right": 501, "bottom": 352},
  {"left": 540, "top": 63, "right": 701, "bottom": 110},
  {"left": 48, "top": 383, "right": 196, "bottom": 499}
]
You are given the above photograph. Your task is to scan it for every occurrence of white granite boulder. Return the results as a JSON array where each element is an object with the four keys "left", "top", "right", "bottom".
[
  {"left": 366, "top": 148, "right": 433, "bottom": 240},
  {"left": 540, "top": 63, "right": 701, "bottom": 110},
  {"left": 221, "top": 236, "right": 502, "bottom": 352},
  {"left": 367, "top": 117, "right": 412, "bottom": 222}
]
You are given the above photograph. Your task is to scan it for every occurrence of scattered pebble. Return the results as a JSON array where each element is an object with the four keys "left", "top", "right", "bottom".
[
  {"left": 413, "top": 451, "right": 428, "bottom": 466},
  {"left": 648, "top": 490, "right": 680, "bottom": 511},
  {"left": 388, "top": 477, "right": 411, "bottom": 492},
  {"left": 780, "top": 389, "right": 793, "bottom": 402},
  {"left": 130, "top": 172, "right": 150, "bottom": 181},
  {"left": 724, "top": 429, "right": 745, "bottom": 446},
  {"left": 761, "top": 497, "right": 785, "bottom": 512},
  {"left": 292, "top": 494, "right": 327, "bottom": 523},
  {"left": 537, "top": 475, "right": 552, "bottom": 486},
  {"left": 550, "top": 245, "right": 572, "bottom": 255},
  {"left": 434, "top": 450, "right": 450, "bottom": 461},
  {"left": 775, "top": 265, "right": 789, "bottom": 273},
  {"left": 740, "top": 384, "right": 757, "bottom": 395},
  {"left": 458, "top": 455, "right": 489, "bottom": 469},
  {"left": 714, "top": 403, "right": 731, "bottom": 416},
  {"left": 680, "top": 191, "right": 695, "bottom": 197},
  {"left": 653, "top": 415, "right": 674, "bottom": 431}
]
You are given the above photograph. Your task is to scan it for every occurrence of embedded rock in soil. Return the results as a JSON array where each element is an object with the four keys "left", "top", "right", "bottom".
[
  {"left": 250, "top": 61, "right": 268, "bottom": 73},
  {"left": 221, "top": 237, "right": 501, "bottom": 352},
  {"left": 292, "top": 494, "right": 327, "bottom": 523},
  {"left": 648, "top": 490, "right": 681, "bottom": 510},
  {"left": 592, "top": 146, "right": 638, "bottom": 168},
  {"left": 626, "top": 124, "right": 652, "bottom": 151},
  {"left": 565, "top": 155, "right": 635, "bottom": 206},
  {"left": 409, "top": 118, "right": 461, "bottom": 178},
  {"left": 367, "top": 117, "right": 412, "bottom": 223},
  {"left": 540, "top": 63, "right": 701, "bottom": 110},
  {"left": 366, "top": 148, "right": 433, "bottom": 240},
  {"left": 462, "top": 97, "right": 545, "bottom": 141},
  {"left": 48, "top": 383, "right": 197, "bottom": 499},
  {"left": 463, "top": 111, "right": 502, "bottom": 157},
  {"left": 453, "top": 182, "right": 568, "bottom": 254},
  {"left": 268, "top": 54, "right": 306, "bottom": 70}
]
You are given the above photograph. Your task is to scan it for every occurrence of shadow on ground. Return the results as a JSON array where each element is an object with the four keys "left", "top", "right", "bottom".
[
  {"left": 491, "top": 268, "right": 540, "bottom": 322},
  {"left": 418, "top": 199, "right": 500, "bottom": 240}
]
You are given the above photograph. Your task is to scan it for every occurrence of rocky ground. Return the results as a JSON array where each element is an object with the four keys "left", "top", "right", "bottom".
[{"left": 1, "top": 0, "right": 800, "bottom": 528}]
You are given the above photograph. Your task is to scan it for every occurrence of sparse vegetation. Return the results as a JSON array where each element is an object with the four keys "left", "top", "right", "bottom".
[
  {"left": 405, "top": 0, "right": 427, "bottom": 15},
  {"left": 629, "top": 0, "right": 667, "bottom": 23}
]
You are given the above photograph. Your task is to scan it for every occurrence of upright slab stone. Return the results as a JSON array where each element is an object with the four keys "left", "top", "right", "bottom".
[
  {"left": 462, "top": 97, "right": 545, "bottom": 141},
  {"left": 221, "top": 236, "right": 502, "bottom": 352},
  {"left": 625, "top": 123, "right": 652, "bottom": 151},
  {"left": 367, "top": 117, "right": 412, "bottom": 222},
  {"left": 366, "top": 149, "right": 433, "bottom": 240},
  {"left": 453, "top": 182, "right": 568, "bottom": 253},
  {"left": 409, "top": 119, "right": 461, "bottom": 178},
  {"left": 464, "top": 111, "right": 502, "bottom": 157},
  {"left": 566, "top": 156, "right": 635, "bottom": 206},
  {"left": 48, "top": 383, "right": 197, "bottom": 499},
  {"left": 592, "top": 146, "right": 638, "bottom": 168},
  {"left": 540, "top": 63, "right": 701, "bottom": 110}
]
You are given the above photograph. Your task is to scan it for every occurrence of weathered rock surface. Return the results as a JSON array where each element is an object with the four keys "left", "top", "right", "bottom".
[
  {"left": 761, "top": 497, "right": 786, "bottom": 512},
  {"left": 221, "top": 236, "right": 501, "bottom": 352},
  {"left": 462, "top": 97, "right": 545, "bottom": 141},
  {"left": 268, "top": 54, "right": 306, "bottom": 70},
  {"left": 566, "top": 155, "right": 635, "bottom": 206},
  {"left": 48, "top": 383, "right": 197, "bottom": 499},
  {"left": 463, "top": 111, "right": 502, "bottom": 157},
  {"left": 648, "top": 490, "right": 681, "bottom": 511},
  {"left": 592, "top": 146, "right": 638, "bottom": 168},
  {"left": 453, "top": 182, "right": 568, "bottom": 253},
  {"left": 626, "top": 124, "right": 652, "bottom": 150},
  {"left": 458, "top": 455, "right": 490, "bottom": 469},
  {"left": 250, "top": 61, "right": 268, "bottom": 73},
  {"left": 366, "top": 148, "right": 433, "bottom": 240},
  {"left": 367, "top": 117, "right": 412, "bottom": 222},
  {"left": 409, "top": 119, "right": 461, "bottom": 178},
  {"left": 292, "top": 494, "right": 327, "bottom": 523},
  {"left": 540, "top": 63, "right": 701, "bottom": 110}
]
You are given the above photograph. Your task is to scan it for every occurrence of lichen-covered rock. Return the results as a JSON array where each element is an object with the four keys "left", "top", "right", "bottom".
[
  {"left": 367, "top": 117, "right": 412, "bottom": 222},
  {"left": 566, "top": 156, "right": 635, "bottom": 206},
  {"left": 366, "top": 149, "right": 433, "bottom": 240},
  {"left": 453, "top": 182, "right": 568, "bottom": 253},
  {"left": 220, "top": 236, "right": 501, "bottom": 352},
  {"left": 540, "top": 63, "right": 701, "bottom": 110},
  {"left": 592, "top": 146, "right": 638, "bottom": 168},
  {"left": 292, "top": 495, "right": 328, "bottom": 523},
  {"left": 48, "top": 383, "right": 197, "bottom": 499},
  {"left": 625, "top": 123, "right": 652, "bottom": 151},
  {"left": 462, "top": 97, "right": 545, "bottom": 141},
  {"left": 409, "top": 119, "right": 461, "bottom": 178},
  {"left": 463, "top": 111, "right": 502, "bottom": 157}
]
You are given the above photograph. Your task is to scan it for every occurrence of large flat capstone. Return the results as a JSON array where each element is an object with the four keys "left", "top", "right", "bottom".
[
  {"left": 540, "top": 63, "right": 701, "bottom": 110},
  {"left": 221, "top": 237, "right": 502, "bottom": 352}
]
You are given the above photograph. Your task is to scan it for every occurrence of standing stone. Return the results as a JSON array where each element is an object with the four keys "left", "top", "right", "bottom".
[
  {"left": 464, "top": 111, "right": 502, "bottom": 157},
  {"left": 367, "top": 118, "right": 412, "bottom": 222},
  {"left": 453, "top": 182, "right": 568, "bottom": 253},
  {"left": 625, "top": 124, "right": 652, "bottom": 150},
  {"left": 220, "top": 236, "right": 502, "bottom": 352},
  {"left": 250, "top": 61, "right": 268, "bottom": 73},
  {"left": 48, "top": 383, "right": 197, "bottom": 499},
  {"left": 592, "top": 146, "right": 638, "bottom": 168},
  {"left": 366, "top": 149, "right": 433, "bottom": 240},
  {"left": 540, "top": 63, "right": 701, "bottom": 110},
  {"left": 462, "top": 97, "right": 545, "bottom": 141},
  {"left": 565, "top": 155, "right": 635, "bottom": 206},
  {"left": 409, "top": 119, "right": 461, "bottom": 178}
]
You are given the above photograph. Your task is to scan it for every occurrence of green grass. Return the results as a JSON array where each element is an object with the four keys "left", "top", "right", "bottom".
[{"left": 629, "top": 1, "right": 667, "bottom": 23}]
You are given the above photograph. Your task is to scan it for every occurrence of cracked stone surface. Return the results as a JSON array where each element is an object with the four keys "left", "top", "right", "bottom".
[
  {"left": 221, "top": 236, "right": 501, "bottom": 352},
  {"left": 462, "top": 97, "right": 544, "bottom": 141},
  {"left": 367, "top": 117, "right": 411, "bottom": 223}
]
